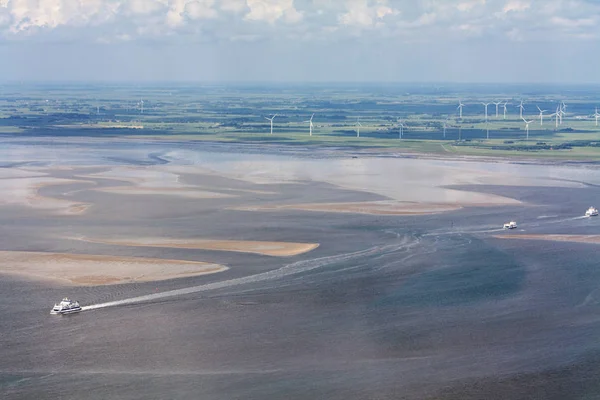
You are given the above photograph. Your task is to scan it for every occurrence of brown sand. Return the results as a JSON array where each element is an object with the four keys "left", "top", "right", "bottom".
[
  {"left": 0, "top": 251, "right": 227, "bottom": 286},
  {"left": 495, "top": 234, "right": 600, "bottom": 245},
  {"left": 0, "top": 177, "right": 92, "bottom": 215},
  {"left": 72, "top": 237, "right": 320, "bottom": 257},
  {"left": 94, "top": 186, "right": 235, "bottom": 199},
  {"left": 233, "top": 201, "right": 463, "bottom": 216}
]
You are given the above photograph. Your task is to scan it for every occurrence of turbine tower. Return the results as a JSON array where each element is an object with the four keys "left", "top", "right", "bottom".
[
  {"left": 356, "top": 117, "right": 362, "bottom": 138},
  {"left": 397, "top": 119, "right": 406, "bottom": 139},
  {"left": 502, "top": 101, "right": 511, "bottom": 120},
  {"left": 552, "top": 106, "right": 560, "bottom": 129},
  {"left": 265, "top": 114, "right": 278, "bottom": 135},
  {"left": 594, "top": 108, "right": 600, "bottom": 127},
  {"left": 304, "top": 113, "right": 315, "bottom": 136},
  {"left": 523, "top": 117, "right": 534, "bottom": 140},
  {"left": 443, "top": 119, "right": 448, "bottom": 138},
  {"left": 517, "top": 100, "right": 525, "bottom": 120},
  {"left": 140, "top": 98, "right": 144, "bottom": 114},
  {"left": 457, "top": 100, "right": 465, "bottom": 119},
  {"left": 558, "top": 104, "right": 565, "bottom": 125},
  {"left": 537, "top": 106, "right": 547, "bottom": 126},
  {"left": 493, "top": 101, "right": 502, "bottom": 118},
  {"left": 482, "top": 102, "right": 490, "bottom": 122}
]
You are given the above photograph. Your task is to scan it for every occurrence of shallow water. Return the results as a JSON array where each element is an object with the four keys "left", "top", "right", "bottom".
[{"left": 2, "top": 138, "right": 600, "bottom": 399}]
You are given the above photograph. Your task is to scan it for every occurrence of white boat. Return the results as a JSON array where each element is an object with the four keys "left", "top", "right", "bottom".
[
  {"left": 503, "top": 221, "right": 518, "bottom": 229},
  {"left": 585, "top": 207, "right": 598, "bottom": 217},
  {"left": 50, "top": 298, "right": 82, "bottom": 315}
]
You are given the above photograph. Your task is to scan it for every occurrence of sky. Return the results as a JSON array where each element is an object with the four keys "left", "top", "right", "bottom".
[{"left": 0, "top": 0, "right": 599, "bottom": 83}]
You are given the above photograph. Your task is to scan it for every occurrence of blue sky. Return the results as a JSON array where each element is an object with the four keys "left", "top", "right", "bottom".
[{"left": 0, "top": 0, "right": 599, "bottom": 83}]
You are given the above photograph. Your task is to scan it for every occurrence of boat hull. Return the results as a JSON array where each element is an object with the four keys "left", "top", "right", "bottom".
[{"left": 50, "top": 307, "right": 82, "bottom": 315}]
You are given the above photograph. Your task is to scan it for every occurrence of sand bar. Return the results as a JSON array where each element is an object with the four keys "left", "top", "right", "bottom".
[
  {"left": 233, "top": 201, "right": 462, "bottom": 216},
  {"left": 495, "top": 234, "right": 600, "bottom": 245},
  {"left": 0, "top": 251, "right": 227, "bottom": 286},
  {"left": 72, "top": 237, "right": 320, "bottom": 257},
  {"left": 0, "top": 177, "right": 92, "bottom": 215},
  {"left": 79, "top": 166, "right": 235, "bottom": 199}
]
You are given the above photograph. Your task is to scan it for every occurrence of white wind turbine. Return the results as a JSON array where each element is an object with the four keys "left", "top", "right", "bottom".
[
  {"left": 537, "top": 106, "right": 547, "bottom": 126},
  {"left": 265, "top": 114, "right": 278, "bottom": 135},
  {"left": 502, "top": 101, "right": 511, "bottom": 120},
  {"left": 397, "top": 119, "right": 406, "bottom": 139},
  {"left": 304, "top": 113, "right": 315, "bottom": 136},
  {"left": 594, "top": 108, "right": 600, "bottom": 127},
  {"left": 558, "top": 104, "right": 565, "bottom": 125},
  {"left": 517, "top": 100, "right": 525, "bottom": 120},
  {"left": 482, "top": 102, "right": 490, "bottom": 122},
  {"left": 356, "top": 117, "right": 362, "bottom": 138},
  {"left": 443, "top": 119, "right": 448, "bottom": 138},
  {"left": 522, "top": 117, "right": 534, "bottom": 140},
  {"left": 493, "top": 101, "right": 502, "bottom": 118},
  {"left": 457, "top": 100, "right": 465, "bottom": 119},
  {"left": 140, "top": 98, "right": 144, "bottom": 114},
  {"left": 551, "top": 106, "right": 560, "bottom": 129}
]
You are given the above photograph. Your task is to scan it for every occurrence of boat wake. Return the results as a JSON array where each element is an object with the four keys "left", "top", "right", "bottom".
[{"left": 82, "top": 246, "right": 383, "bottom": 312}]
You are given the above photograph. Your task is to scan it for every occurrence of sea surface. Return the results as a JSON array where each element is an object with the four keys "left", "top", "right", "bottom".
[{"left": 1, "top": 138, "right": 600, "bottom": 399}]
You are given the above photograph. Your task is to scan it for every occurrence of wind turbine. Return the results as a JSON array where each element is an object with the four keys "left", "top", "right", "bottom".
[
  {"left": 493, "top": 101, "right": 502, "bottom": 118},
  {"left": 457, "top": 100, "right": 465, "bottom": 119},
  {"left": 594, "top": 108, "right": 600, "bottom": 127},
  {"left": 443, "top": 119, "right": 448, "bottom": 138},
  {"left": 551, "top": 106, "right": 560, "bottom": 129},
  {"left": 523, "top": 117, "right": 534, "bottom": 140},
  {"left": 537, "top": 106, "right": 547, "bottom": 126},
  {"left": 304, "top": 113, "right": 315, "bottom": 136},
  {"left": 502, "top": 101, "right": 511, "bottom": 120},
  {"left": 356, "top": 117, "right": 362, "bottom": 138},
  {"left": 558, "top": 104, "right": 565, "bottom": 125},
  {"left": 517, "top": 100, "right": 525, "bottom": 120},
  {"left": 265, "top": 114, "right": 278, "bottom": 135},
  {"left": 140, "top": 98, "right": 144, "bottom": 114},
  {"left": 482, "top": 102, "right": 490, "bottom": 122},
  {"left": 397, "top": 119, "right": 406, "bottom": 139}
]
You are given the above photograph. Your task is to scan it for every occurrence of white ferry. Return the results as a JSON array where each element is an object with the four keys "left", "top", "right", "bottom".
[
  {"left": 503, "top": 221, "right": 518, "bottom": 229},
  {"left": 585, "top": 207, "right": 598, "bottom": 217},
  {"left": 50, "top": 298, "right": 82, "bottom": 315}
]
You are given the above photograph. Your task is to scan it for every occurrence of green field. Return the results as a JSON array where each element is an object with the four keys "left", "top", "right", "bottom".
[{"left": 2, "top": 83, "right": 600, "bottom": 160}]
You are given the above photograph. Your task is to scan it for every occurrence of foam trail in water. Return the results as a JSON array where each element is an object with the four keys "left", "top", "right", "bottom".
[{"left": 82, "top": 246, "right": 383, "bottom": 311}]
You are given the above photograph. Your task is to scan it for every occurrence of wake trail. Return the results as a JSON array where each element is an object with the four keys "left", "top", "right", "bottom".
[{"left": 82, "top": 246, "right": 383, "bottom": 312}]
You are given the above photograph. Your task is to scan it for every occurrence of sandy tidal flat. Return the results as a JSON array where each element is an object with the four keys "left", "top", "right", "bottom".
[
  {"left": 0, "top": 251, "right": 227, "bottom": 286},
  {"left": 0, "top": 176, "right": 92, "bottom": 215},
  {"left": 73, "top": 237, "right": 320, "bottom": 257},
  {"left": 79, "top": 166, "right": 235, "bottom": 199},
  {"left": 495, "top": 234, "right": 600, "bottom": 245},
  {"left": 234, "top": 201, "right": 463, "bottom": 215}
]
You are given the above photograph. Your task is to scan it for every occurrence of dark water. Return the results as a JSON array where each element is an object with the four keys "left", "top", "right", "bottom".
[{"left": 2, "top": 140, "right": 600, "bottom": 399}]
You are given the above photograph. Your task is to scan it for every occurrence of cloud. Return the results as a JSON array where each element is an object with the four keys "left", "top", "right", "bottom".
[
  {"left": 338, "top": 0, "right": 399, "bottom": 28},
  {"left": 244, "top": 0, "right": 302, "bottom": 24},
  {"left": 501, "top": 0, "right": 530, "bottom": 13},
  {"left": 220, "top": 0, "right": 246, "bottom": 13},
  {"left": 456, "top": 0, "right": 486, "bottom": 13},
  {"left": 0, "top": 0, "right": 597, "bottom": 45}
]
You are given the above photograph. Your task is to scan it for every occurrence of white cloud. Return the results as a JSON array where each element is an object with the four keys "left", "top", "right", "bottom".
[
  {"left": 338, "top": 0, "right": 398, "bottom": 28},
  {"left": 456, "top": 0, "right": 485, "bottom": 13},
  {"left": 220, "top": 0, "right": 246, "bottom": 13},
  {"left": 502, "top": 0, "right": 530, "bottom": 13},
  {"left": 244, "top": 0, "right": 302, "bottom": 24},
  {"left": 0, "top": 0, "right": 597, "bottom": 45}
]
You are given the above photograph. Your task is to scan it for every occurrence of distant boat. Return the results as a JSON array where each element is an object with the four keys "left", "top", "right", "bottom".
[
  {"left": 50, "top": 298, "right": 82, "bottom": 315},
  {"left": 503, "top": 221, "right": 518, "bottom": 229},
  {"left": 585, "top": 207, "right": 598, "bottom": 217}
]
